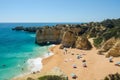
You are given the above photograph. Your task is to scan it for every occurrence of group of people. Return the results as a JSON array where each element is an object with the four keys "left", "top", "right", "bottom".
[
  {"left": 72, "top": 54, "right": 87, "bottom": 79},
  {"left": 63, "top": 48, "right": 87, "bottom": 79},
  {"left": 108, "top": 56, "right": 120, "bottom": 66},
  {"left": 63, "top": 47, "right": 120, "bottom": 79}
]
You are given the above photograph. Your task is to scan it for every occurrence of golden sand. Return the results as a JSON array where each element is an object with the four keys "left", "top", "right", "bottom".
[{"left": 13, "top": 39, "right": 120, "bottom": 80}]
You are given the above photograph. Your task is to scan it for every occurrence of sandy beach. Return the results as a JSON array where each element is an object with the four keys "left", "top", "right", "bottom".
[{"left": 13, "top": 39, "right": 120, "bottom": 80}]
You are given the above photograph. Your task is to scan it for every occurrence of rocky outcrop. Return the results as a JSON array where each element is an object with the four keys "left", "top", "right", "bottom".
[
  {"left": 86, "top": 25, "right": 106, "bottom": 38},
  {"left": 35, "top": 25, "right": 92, "bottom": 50},
  {"left": 11, "top": 18, "right": 120, "bottom": 56},
  {"left": 75, "top": 36, "right": 92, "bottom": 50},
  {"left": 12, "top": 26, "right": 39, "bottom": 32},
  {"left": 35, "top": 24, "right": 81, "bottom": 46},
  {"left": 104, "top": 73, "right": 120, "bottom": 80},
  {"left": 12, "top": 26, "right": 24, "bottom": 30},
  {"left": 60, "top": 31, "right": 77, "bottom": 48},
  {"left": 35, "top": 27, "right": 62, "bottom": 45},
  {"left": 99, "top": 38, "right": 116, "bottom": 52},
  {"left": 106, "top": 40, "right": 120, "bottom": 57},
  {"left": 98, "top": 38, "right": 120, "bottom": 57},
  {"left": 60, "top": 31, "right": 92, "bottom": 49}
]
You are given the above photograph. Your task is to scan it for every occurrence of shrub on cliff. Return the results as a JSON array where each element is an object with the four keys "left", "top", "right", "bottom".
[
  {"left": 104, "top": 73, "right": 120, "bottom": 80},
  {"left": 93, "top": 18, "right": 120, "bottom": 48},
  {"left": 101, "top": 18, "right": 120, "bottom": 28},
  {"left": 38, "top": 75, "right": 68, "bottom": 80},
  {"left": 93, "top": 28, "right": 120, "bottom": 48},
  {"left": 93, "top": 37, "right": 103, "bottom": 48},
  {"left": 102, "top": 27, "right": 120, "bottom": 40},
  {"left": 27, "top": 77, "right": 35, "bottom": 80}
]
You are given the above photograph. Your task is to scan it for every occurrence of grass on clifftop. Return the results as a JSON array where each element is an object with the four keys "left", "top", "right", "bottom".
[{"left": 38, "top": 75, "right": 68, "bottom": 80}]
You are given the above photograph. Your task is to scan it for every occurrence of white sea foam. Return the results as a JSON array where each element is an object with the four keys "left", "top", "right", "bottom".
[
  {"left": 49, "top": 44, "right": 56, "bottom": 47},
  {"left": 14, "top": 45, "right": 55, "bottom": 79},
  {"left": 27, "top": 51, "right": 54, "bottom": 73},
  {"left": 27, "top": 58, "right": 42, "bottom": 72}
]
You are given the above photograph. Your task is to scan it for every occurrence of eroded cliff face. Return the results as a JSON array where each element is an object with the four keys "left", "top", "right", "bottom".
[
  {"left": 98, "top": 38, "right": 120, "bottom": 57},
  {"left": 12, "top": 18, "right": 120, "bottom": 57},
  {"left": 106, "top": 40, "right": 120, "bottom": 57},
  {"left": 60, "top": 31, "right": 77, "bottom": 48},
  {"left": 98, "top": 38, "right": 116, "bottom": 53},
  {"left": 36, "top": 25, "right": 92, "bottom": 50},
  {"left": 75, "top": 36, "right": 92, "bottom": 50},
  {"left": 36, "top": 27, "right": 62, "bottom": 45}
]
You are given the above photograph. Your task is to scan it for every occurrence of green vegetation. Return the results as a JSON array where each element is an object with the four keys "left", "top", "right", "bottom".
[
  {"left": 93, "top": 37, "right": 103, "bottom": 47},
  {"left": 27, "top": 77, "right": 35, "bottom": 80},
  {"left": 92, "top": 18, "right": 120, "bottom": 47},
  {"left": 38, "top": 75, "right": 68, "bottom": 80},
  {"left": 101, "top": 18, "right": 120, "bottom": 28},
  {"left": 102, "top": 28, "right": 120, "bottom": 40}
]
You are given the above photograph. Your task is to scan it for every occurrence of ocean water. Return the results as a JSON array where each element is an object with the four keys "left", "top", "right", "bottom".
[{"left": 0, "top": 23, "right": 57, "bottom": 80}]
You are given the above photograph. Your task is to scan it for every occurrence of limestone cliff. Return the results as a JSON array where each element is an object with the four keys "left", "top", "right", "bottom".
[
  {"left": 12, "top": 18, "right": 120, "bottom": 57},
  {"left": 75, "top": 36, "right": 92, "bottom": 50},
  {"left": 98, "top": 38, "right": 120, "bottom": 57},
  {"left": 35, "top": 25, "right": 92, "bottom": 50},
  {"left": 60, "top": 31, "right": 77, "bottom": 48},
  {"left": 98, "top": 38, "right": 116, "bottom": 53},
  {"left": 106, "top": 40, "right": 120, "bottom": 57},
  {"left": 36, "top": 27, "right": 62, "bottom": 45}
]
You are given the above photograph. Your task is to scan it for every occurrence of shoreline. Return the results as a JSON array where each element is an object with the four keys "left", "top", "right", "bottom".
[
  {"left": 12, "top": 45, "right": 55, "bottom": 80},
  {"left": 13, "top": 39, "right": 120, "bottom": 80}
]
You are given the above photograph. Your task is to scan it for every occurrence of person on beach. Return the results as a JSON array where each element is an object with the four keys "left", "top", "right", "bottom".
[
  {"left": 109, "top": 56, "right": 113, "bottom": 62},
  {"left": 64, "top": 48, "right": 67, "bottom": 55},
  {"left": 82, "top": 60, "right": 87, "bottom": 67},
  {"left": 115, "top": 62, "right": 120, "bottom": 66},
  {"left": 71, "top": 73, "right": 77, "bottom": 79},
  {"left": 32, "top": 72, "right": 36, "bottom": 74},
  {"left": 77, "top": 54, "right": 82, "bottom": 59},
  {"left": 48, "top": 51, "right": 50, "bottom": 55},
  {"left": 72, "top": 64, "right": 77, "bottom": 68}
]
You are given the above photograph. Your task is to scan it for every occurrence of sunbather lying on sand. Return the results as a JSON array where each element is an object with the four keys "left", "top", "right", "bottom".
[
  {"left": 115, "top": 62, "right": 120, "bottom": 66},
  {"left": 82, "top": 60, "right": 87, "bottom": 67}
]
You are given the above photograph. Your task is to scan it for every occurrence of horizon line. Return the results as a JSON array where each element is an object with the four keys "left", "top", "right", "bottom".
[
  {"left": 0, "top": 22, "right": 87, "bottom": 23},
  {"left": 0, "top": 18, "right": 119, "bottom": 23}
]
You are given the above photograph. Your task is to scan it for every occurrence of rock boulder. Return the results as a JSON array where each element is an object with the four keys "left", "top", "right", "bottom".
[
  {"left": 106, "top": 40, "right": 120, "bottom": 57},
  {"left": 98, "top": 38, "right": 116, "bottom": 54},
  {"left": 75, "top": 36, "right": 92, "bottom": 50},
  {"left": 36, "top": 28, "right": 62, "bottom": 45},
  {"left": 60, "top": 31, "right": 77, "bottom": 48}
]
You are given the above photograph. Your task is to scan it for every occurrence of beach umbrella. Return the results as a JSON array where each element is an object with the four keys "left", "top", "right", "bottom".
[
  {"left": 71, "top": 73, "right": 77, "bottom": 79},
  {"left": 72, "top": 64, "right": 77, "bottom": 68}
]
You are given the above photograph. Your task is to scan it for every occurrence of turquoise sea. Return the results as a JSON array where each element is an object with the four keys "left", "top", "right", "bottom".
[
  {"left": 0, "top": 23, "right": 81, "bottom": 80},
  {"left": 0, "top": 23, "right": 57, "bottom": 80}
]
